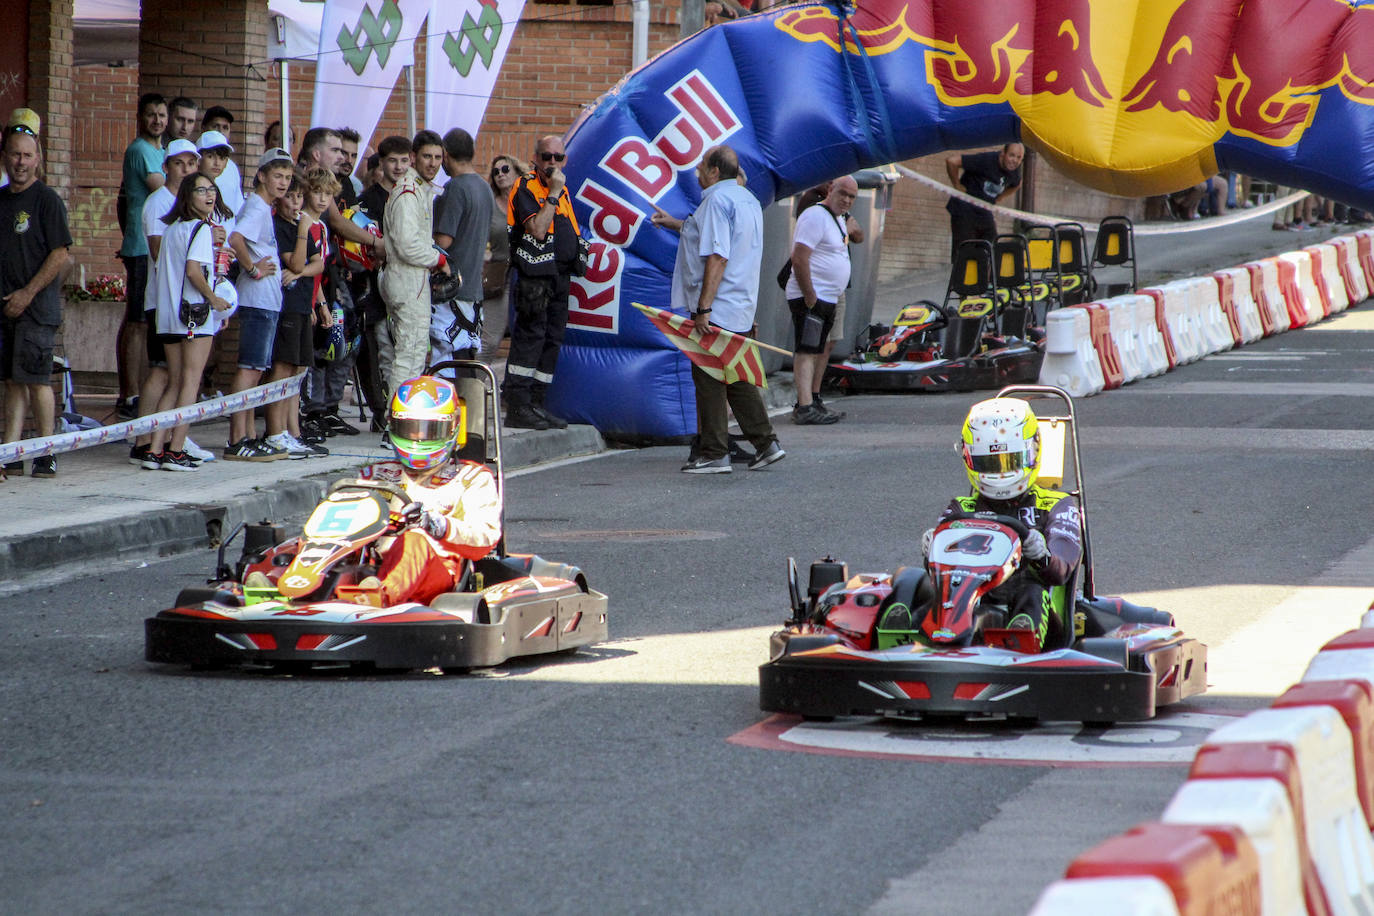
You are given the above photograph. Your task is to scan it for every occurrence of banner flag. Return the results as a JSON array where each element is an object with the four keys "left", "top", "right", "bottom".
[
  {"left": 311, "top": 0, "right": 429, "bottom": 152},
  {"left": 425, "top": 0, "right": 528, "bottom": 136},
  {"left": 631, "top": 303, "right": 767, "bottom": 389}
]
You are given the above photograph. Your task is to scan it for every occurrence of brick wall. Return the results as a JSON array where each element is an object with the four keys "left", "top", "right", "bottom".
[
  {"left": 68, "top": 66, "right": 138, "bottom": 281},
  {"left": 27, "top": 0, "right": 74, "bottom": 199}
]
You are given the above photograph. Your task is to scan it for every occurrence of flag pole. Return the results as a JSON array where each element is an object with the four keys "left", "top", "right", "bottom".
[{"left": 750, "top": 338, "right": 793, "bottom": 357}]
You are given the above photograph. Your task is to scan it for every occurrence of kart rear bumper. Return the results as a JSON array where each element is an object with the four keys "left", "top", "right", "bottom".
[{"left": 826, "top": 349, "right": 1042, "bottom": 393}]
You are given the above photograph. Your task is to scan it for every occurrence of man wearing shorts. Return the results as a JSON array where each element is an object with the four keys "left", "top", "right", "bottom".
[
  {"left": 0, "top": 125, "right": 71, "bottom": 478},
  {"left": 784, "top": 176, "right": 857, "bottom": 425}
]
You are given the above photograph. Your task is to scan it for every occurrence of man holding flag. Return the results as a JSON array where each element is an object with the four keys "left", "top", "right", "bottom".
[{"left": 663, "top": 145, "right": 784, "bottom": 475}]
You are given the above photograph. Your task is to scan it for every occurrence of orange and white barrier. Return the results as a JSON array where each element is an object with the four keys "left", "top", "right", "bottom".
[
  {"left": 1356, "top": 231, "right": 1374, "bottom": 290},
  {"left": 1213, "top": 269, "right": 1264, "bottom": 344},
  {"left": 1102, "top": 295, "right": 1147, "bottom": 383},
  {"left": 1243, "top": 259, "right": 1292, "bottom": 336},
  {"left": 1275, "top": 677, "right": 1374, "bottom": 832},
  {"left": 1029, "top": 876, "right": 1182, "bottom": 915},
  {"left": 1057, "top": 822, "right": 1261, "bottom": 916},
  {"left": 1331, "top": 236, "right": 1370, "bottom": 304},
  {"left": 1306, "top": 243, "right": 1351, "bottom": 314},
  {"left": 1203, "top": 706, "right": 1374, "bottom": 916},
  {"left": 1183, "top": 274, "right": 1237, "bottom": 353},
  {"left": 1039, "top": 307, "right": 1105, "bottom": 397},
  {"left": 1142, "top": 283, "right": 1207, "bottom": 365},
  {"left": 1277, "top": 251, "right": 1327, "bottom": 326},
  {"left": 1079, "top": 303, "right": 1126, "bottom": 390}
]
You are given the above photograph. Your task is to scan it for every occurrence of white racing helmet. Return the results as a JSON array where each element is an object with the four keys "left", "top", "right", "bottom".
[{"left": 959, "top": 397, "right": 1040, "bottom": 500}]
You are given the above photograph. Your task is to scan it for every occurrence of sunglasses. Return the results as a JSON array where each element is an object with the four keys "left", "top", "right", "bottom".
[
  {"left": 539, "top": 152, "right": 566, "bottom": 163},
  {"left": 492, "top": 164, "right": 512, "bottom": 175},
  {"left": 7, "top": 124, "right": 36, "bottom": 137}
]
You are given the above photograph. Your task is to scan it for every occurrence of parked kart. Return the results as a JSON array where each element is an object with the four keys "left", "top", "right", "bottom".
[
  {"left": 145, "top": 361, "right": 608, "bottom": 672},
  {"left": 758, "top": 385, "right": 1206, "bottom": 724}
]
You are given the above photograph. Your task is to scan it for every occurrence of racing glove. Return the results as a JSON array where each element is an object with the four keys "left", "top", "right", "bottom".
[
  {"left": 1022, "top": 529, "right": 1050, "bottom": 562},
  {"left": 921, "top": 527, "right": 935, "bottom": 558},
  {"left": 401, "top": 501, "right": 449, "bottom": 541}
]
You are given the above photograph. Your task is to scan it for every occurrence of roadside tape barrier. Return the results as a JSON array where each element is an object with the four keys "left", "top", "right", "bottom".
[
  {"left": 1243, "top": 259, "right": 1293, "bottom": 335},
  {"left": 1333, "top": 237, "right": 1370, "bottom": 304},
  {"left": 1161, "top": 770, "right": 1310, "bottom": 915},
  {"left": 1310, "top": 243, "right": 1352, "bottom": 313},
  {"left": 1102, "top": 295, "right": 1146, "bottom": 384},
  {"left": 893, "top": 163, "right": 1309, "bottom": 236},
  {"left": 1028, "top": 876, "right": 1182, "bottom": 915},
  {"left": 1274, "top": 679, "right": 1374, "bottom": 832},
  {"left": 1202, "top": 706, "right": 1374, "bottom": 916},
  {"left": 1213, "top": 269, "right": 1266, "bottom": 344},
  {"left": 1079, "top": 303, "right": 1125, "bottom": 390},
  {"left": 1039, "top": 308, "right": 1104, "bottom": 397},
  {"left": 1059, "top": 821, "right": 1262, "bottom": 916},
  {"left": 0, "top": 375, "right": 303, "bottom": 464}
]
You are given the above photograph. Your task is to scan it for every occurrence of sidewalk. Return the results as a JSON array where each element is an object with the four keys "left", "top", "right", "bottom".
[{"left": 0, "top": 213, "right": 1359, "bottom": 589}]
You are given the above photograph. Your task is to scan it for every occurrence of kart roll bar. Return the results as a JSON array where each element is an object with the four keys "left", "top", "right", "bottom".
[
  {"left": 424, "top": 359, "right": 507, "bottom": 558},
  {"left": 995, "top": 384, "right": 1095, "bottom": 599}
]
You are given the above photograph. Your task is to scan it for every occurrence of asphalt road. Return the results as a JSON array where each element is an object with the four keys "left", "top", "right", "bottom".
[{"left": 5, "top": 307, "right": 1374, "bottom": 914}]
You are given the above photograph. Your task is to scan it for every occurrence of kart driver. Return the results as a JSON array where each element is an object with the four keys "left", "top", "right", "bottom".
[
  {"left": 922, "top": 397, "right": 1082, "bottom": 643},
  {"left": 354, "top": 375, "right": 501, "bottom": 606}
]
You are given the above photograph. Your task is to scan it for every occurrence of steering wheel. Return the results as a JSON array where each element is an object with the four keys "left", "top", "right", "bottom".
[
  {"left": 327, "top": 480, "right": 414, "bottom": 528},
  {"left": 939, "top": 509, "right": 1032, "bottom": 542}
]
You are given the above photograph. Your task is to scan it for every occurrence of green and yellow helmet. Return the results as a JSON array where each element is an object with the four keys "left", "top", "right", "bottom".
[
  {"left": 959, "top": 397, "right": 1040, "bottom": 501},
  {"left": 388, "top": 376, "right": 466, "bottom": 472}
]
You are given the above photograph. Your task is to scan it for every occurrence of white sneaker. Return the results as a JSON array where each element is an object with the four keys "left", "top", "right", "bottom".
[
  {"left": 183, "top": 437, "right": 216, "bottom": 462},
  {"left": 264, "top": 432, "right": 311, "bottom": 460}
]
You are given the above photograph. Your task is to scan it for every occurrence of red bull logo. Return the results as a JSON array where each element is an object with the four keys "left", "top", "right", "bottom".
[{"left": 775, "top": 0, "right": 1374, "bottom": 193}]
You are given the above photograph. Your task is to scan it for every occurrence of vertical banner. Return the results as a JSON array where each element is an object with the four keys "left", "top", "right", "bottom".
[
  {"left": 425, "top": 0, "right": 528, "bottom": 136},
  {"left": 312, "top": 0, "right": 429, "bottom": 147}
]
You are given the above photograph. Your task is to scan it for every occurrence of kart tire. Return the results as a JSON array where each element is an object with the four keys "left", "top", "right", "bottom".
[{"left": 1076, "top": 637, "right": 1129, "bottom": 669}]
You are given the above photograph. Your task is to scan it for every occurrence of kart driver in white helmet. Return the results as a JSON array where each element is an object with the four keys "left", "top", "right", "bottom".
[{"left": 922, "top": 397, "right": 1083, "bottom": 644}]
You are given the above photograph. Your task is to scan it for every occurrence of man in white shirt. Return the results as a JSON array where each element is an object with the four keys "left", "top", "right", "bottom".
[
  {"left": 201, "top": 106, "right": 244, "bottom": 215},
  {"left": 785, "top": 176, "right": 858, "bottom": 425}
]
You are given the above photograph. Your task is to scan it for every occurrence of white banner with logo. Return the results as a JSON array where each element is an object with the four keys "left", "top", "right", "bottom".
[
  {"left": 311, "top": 0, "right": 430, "bottom": 147},
  {"left": 425, "top": 0, "right": 527, "bottom": 137}
]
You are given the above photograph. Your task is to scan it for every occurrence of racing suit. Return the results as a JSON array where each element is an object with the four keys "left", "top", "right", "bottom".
[
  {"left": 938, "top": 485, "right": 1083, "bottom": 643},
  {"left": 379, "top": 167, "right": 440, "bottom": 392},
  {"left": 357, "top": 458, "right": 501, "bottom": 606}
]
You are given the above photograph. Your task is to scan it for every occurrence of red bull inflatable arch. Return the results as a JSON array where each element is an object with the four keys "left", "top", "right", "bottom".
[{"left": 548, "top": 0, "right": 1374, "bottom": 439}]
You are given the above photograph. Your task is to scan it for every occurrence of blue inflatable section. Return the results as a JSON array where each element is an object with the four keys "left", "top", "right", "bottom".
[{"left": 546, "top": 0, "right": 1374, "bottom": 441}]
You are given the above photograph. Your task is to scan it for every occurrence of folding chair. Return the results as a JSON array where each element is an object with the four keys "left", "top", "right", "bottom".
[
  {"left": 1054, "top": 222, "right": 1091, "bottom": 306},
  {"left": 1091, "top": 216, "right": 1137, "bottom": 297},
  {"left": 942, "top": 240, "right": 997, "bottom": 358}
]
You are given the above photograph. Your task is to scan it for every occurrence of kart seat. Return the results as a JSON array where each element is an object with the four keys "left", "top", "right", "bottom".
[{"left": 451, "top": 375, "right": 491, "bottom": 464}]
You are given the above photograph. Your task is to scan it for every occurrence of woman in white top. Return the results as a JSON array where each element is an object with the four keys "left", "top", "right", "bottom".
[{"left": 144, "top": 175, "right": 232, "bottom": 470}]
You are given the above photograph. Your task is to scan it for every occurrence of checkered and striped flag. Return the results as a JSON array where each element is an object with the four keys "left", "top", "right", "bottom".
[{"left": 632, "top": 303, "right": 769, "bottom": 389}]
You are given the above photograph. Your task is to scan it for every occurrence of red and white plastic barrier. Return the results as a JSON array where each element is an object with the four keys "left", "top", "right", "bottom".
[
  {"left": 1331, "top": 236, "right": 1371, "bottom": 304},
  {"left": 1039, "top": 308, "right": 1106, "bottom": 397},
  {"left": 1277, "top": 251, "right": 1327, "bottom": 326},
  {"left": 1306, "top": 243, "right": 1351, "bottom": 315},
  {"left": 1079, "top": 303, "right": 1126, "bottom": 390},
  {"left": 1244, "top": 258, "right": 1293, "bottom": 336},
  {"left": 1030, "top": 876, "right": 1182, "bottom": 915},
  {"left": 1102, "top": 295, "right": 1147, "bottom": 383},
  {"left": 1213, "top": 268, "right": 1265, "bottom": 344},
  {"left": 1356, "top": 231, "right": 1374, "bottom": 290},
  {"left": 1141, "top": 283, "right": 1207, "bottom": 365}
]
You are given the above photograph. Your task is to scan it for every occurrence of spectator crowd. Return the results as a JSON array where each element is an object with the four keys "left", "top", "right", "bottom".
[{"left": 1, "top": 91, "right": 582, "bottom": 477}]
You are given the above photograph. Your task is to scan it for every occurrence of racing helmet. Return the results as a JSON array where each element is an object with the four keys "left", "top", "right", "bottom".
[
  {"left": 959, "top": 398, "right": 1040, "bottom": 501},
  {"left": 388, "top": 376, "right": 467, "bottom": 472},
  {"left": 338, "top": 207, "right": 381, "bottom": 271}
]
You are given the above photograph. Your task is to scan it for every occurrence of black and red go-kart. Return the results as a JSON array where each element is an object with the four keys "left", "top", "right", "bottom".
[
  {"left": 145, "top": 361, "right": 608, "bottom": 673},
  {"left": 758, "top": 384, "right": 1206, "bottom": 724}
]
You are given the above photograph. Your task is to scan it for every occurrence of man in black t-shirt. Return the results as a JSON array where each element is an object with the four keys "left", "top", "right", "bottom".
[
  {"left": 944, "top": 143, "right": 1024, "bottom": 259},
  {"left": 0, "top": 128, "right": 72, "bottom": 478}
]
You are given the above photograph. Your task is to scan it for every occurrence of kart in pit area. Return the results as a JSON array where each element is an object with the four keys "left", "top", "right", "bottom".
[
  {"left": 144, "top": 361, "right": 608, "bottom": 673},
  {"left": 824, "top": 239, "right": 1044, "bottom": 394},
  {"left": 758, "top": 385, "right": 1207, "bottom": 725}
]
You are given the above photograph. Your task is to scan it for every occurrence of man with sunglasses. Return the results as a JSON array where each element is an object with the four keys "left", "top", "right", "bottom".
[
  {"left": 0, "top": 123, "right": 71, "bottom": 478},
  {"left": 504, "top": 136, "right": 582, "bottom": 430}
]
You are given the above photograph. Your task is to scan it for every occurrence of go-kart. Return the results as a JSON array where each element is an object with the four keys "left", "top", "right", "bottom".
[
  {"left": 758, "top": 385, "right": 1206, "bottom": 724},
  {"left": 144, "top": 361, "right": 608, "bottom": 672}
]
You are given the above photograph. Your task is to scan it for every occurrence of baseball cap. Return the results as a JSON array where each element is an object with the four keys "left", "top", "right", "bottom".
[
  {"left": 164, "top": 138, "right": 200, "bottom": 161},
  {"left": 6, "top": 108, "right": 40, "bottom": 136},
  {"left": 197, "top": 130, "right": 234, "bottom": 153},
  {"left": 257, "top": 147, "right": 294, "bottom": 170}
]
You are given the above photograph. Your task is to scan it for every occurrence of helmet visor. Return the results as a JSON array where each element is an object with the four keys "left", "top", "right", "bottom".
[
  {"left": 968, "top": 450, "right": 1029, "bottom": 473},
  {"left": 390, "top": 416, "right": 453, "bottom": 442}
]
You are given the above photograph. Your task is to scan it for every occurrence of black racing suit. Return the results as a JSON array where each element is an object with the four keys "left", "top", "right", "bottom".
[{"left": 938, "top": 485, "right": 1083, "bottom": 643}]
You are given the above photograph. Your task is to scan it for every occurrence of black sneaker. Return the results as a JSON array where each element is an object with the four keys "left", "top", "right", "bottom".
[
  {"left": 159, "top": 450, "right": 198, "bottom": 471},
  {"left": 299, "top": 414, "right": 327, "bottom": 445},
  {"left": 141, "top": 450, "right": 163, "bottom": 470},
  {"left": 813, "top": 394, "right": 846, "bottom": 420},
  {"left": 115, "top": 397, "right": 139, "bottom": 420},
  {"left": 31, "top": 455, "right": 56, "bottom": 478},
  {"left": 792, "top": 403, "right": 839, "bottom": 425},
  {"left": 323, "top": 412, "right": 360, "bottom": 436},
  {"left": 506, "top": 406, "right": 550, "bottom": 430},
  {"left": 2, "top": 460, "right": 21, "bottom": 477},
  {"left": 129, "top": 443, "right": 154, "bottom": 467},
  {"left": 532, "top": 405, "right": 568, "bottom": 429}
]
